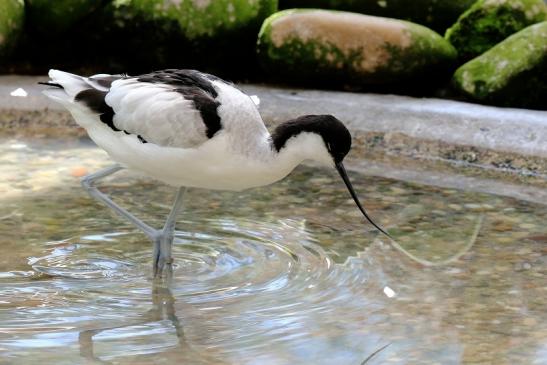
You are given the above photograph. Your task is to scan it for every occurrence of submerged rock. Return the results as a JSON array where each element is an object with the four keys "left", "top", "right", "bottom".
[
  {"left": 0, "top": 0, "right": 24, "bottom": 60},
  {"left": 279, "top": 0, "right": 476, "bottom": 32},
  {"left": 452, "top": 21, "right": 547, "bottom": 109},
  {"left": 258, "top": 9, "right": 457, "bottom": 87},
  {"left": 446, "top": 0, "right": 547, "bottom": 61},
  {"left": 25, "top": 0, "right": 102, "bottom": 34}
]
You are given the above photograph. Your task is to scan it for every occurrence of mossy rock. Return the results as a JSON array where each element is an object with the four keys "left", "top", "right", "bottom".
[
  {"left": 452, "top": 21, "right": 547, "bottom": 109},
  {"left": 25, "top": 0, "right": 102, "bottom": 34},
  {"left": 258, "top": 9, "right": 457, "bottom": 88},
  {"left": 7, "top": 0, "right": 277, "bottom": 75},
  {"left": 102, "top": 0, "right": 278, "bottom": 74},
  {"left": 0, "top": 0, "right": 24, "bottom": 60},
  {"left": 129, "top": 0, "right": 278, "bottom": 40},
  {"left": 446, "top": 0, "right": 547, "bottom": 61},
  {"left": 279, "top": 0, "right": 476, "bottom": 32}
]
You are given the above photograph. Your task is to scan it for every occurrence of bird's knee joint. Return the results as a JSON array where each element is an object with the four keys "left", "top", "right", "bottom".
[
  {"left": 150, "top": 231, "right": 161, "bottom": 242},
  {"left": 80, "top": 176, "right": 94, "bottom": 189}
]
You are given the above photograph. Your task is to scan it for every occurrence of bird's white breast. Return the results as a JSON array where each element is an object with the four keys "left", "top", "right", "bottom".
[{"left": 83, "top": 119, "right": 288, "bottom": 191}]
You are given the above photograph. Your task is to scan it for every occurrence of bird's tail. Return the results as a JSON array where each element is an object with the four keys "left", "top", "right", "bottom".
[
  {"left": 40, "top": 69, "right": 90, "bottom": 106},
  {"left": 42, "top": 69, "right": 108, "bottom": 106},
  {"left": 41, "top": 69, "right": 122, "bottom": 104}
]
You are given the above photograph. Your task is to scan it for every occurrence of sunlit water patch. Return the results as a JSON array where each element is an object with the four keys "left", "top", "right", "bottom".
[{"left": 0, "top": 139, "right": 546, "bottom": 365}]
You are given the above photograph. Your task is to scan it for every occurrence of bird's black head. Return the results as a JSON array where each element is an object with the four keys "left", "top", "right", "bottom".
[
  {"left": 271, "top": 114, "right": 352, "bottom": 163},
  {"left": 272, "top": 114, "right": 391, "bottom": 238}
]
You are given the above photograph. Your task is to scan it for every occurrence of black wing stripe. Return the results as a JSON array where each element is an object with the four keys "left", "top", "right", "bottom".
[
  {"left": 174, "top": 88, "right": 221, "bottom": 138},
  {"left": 137, "top": 69, "right": 222, "bottom": 138},
  {"left": 74, "top": 89, "right": 119, "bottom": 131},
  {"left": 75, "top": 88, "right": 148, "bottom": 144},
  {"left": 89, "top": 75, "right": 123, "bottom": 88}
]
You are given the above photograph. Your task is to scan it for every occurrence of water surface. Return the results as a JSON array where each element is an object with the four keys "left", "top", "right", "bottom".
[{"left": 1, "top": 139, "right": 546, "bottom": 364}]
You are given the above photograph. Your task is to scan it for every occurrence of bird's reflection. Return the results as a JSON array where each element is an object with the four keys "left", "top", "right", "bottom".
[{"left": 78, "top": 282, "right": 217, "bottom": 364}]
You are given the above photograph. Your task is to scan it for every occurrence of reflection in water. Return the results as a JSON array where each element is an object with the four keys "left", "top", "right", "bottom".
[
  {"left": 78, "top": 283, "right": 391, "bottom": 365},
  {"left": 0, "top": 139, "right": 546, "bottom": 364},
  {"left": 78, "top": 285, "right": 210, "bottom": 365},
  {"left": 389, "top": 214, "right": 484, "bottom": 267}
]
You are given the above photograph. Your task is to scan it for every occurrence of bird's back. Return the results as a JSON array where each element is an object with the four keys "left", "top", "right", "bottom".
[{"left": 44, "top": 69, "right": 247, "bottom": 148}]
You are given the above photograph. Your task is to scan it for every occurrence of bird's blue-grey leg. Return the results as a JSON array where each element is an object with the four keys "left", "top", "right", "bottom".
[
  {"left": 154, "top": 187, "right": 187, "bottom": 278},
  {"left": 81, "top": 165, "right": 186, "bottom": 278},
  {"left": 80, "top": 164, "right": 157, "bottom": 240}
]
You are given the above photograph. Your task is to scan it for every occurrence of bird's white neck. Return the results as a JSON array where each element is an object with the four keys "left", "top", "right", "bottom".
[
  {"left": 210, "top": 131, "right": 332, "bottom": 190},
  {"left": 254, "top": 132, "right": 332, "bottom": 185}
]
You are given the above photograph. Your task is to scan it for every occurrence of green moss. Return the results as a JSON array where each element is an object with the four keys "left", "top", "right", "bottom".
[
  {"left": 453, "top": 21, "right": 547, "bottom": 109},
  {"left": 131, "top": 0, "right": 277, "bottom": 40},
  {"left": 0, "top": 0, "right": 24, "bottom": 59},
  {"left": 446, "top": 0, "right": 547, "bottom": 61},
  {"left": 401, "top": 22, "right": 457, "bottom": 71}
]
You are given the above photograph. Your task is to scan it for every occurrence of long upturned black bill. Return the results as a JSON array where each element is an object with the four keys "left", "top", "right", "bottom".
[{"left": 336, "top": 162, "right": 391, "bottom": 238}]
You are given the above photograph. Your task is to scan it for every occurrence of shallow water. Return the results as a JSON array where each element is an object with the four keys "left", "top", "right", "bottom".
[{"left": 1, "top": 139, "right": 546, "bottom": 365}]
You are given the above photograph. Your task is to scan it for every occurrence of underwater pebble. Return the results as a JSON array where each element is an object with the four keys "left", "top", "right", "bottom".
[
  {"left": 492, "top": 221, "right": 513, "bottom": 232},
  {"left": 495, "top": 265, "right": 510, "bottom": 272},
  {"left": 464, "top": 203, "right": 482, "bottom": 210},
  {"left": 516, "top": 248, "right": 532, "bottom": 255},
  {"left": 431, "top": 210, "right": 447, "bottom": 216},
  {"left": 445, "top": 268, "right": 463, "bottom": 275},
  {"left": 399, "top": 226, "right": 416, "bottom": 232},
  {"left": 70, "top": 166, "right": 88, "bottom": 178},
  {"left": 523, "top": 317, "right": 538, "bottom": 326},
  {"left": 497, "top": 237, "right": 516, "bottom": 244},
  {"left": 390, "top": 187, "right": 407, "bottom": 195}
]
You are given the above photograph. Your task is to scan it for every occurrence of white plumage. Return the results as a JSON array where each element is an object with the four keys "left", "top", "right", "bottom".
[{"left": 107, "top": 79, "right": 209, "bottom": 148}]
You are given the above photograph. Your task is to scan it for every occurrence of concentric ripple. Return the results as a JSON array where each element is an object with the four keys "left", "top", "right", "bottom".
[
  {"left": 168, "top": 218, "right": 335, "bottom": 301},
  {"left": 25, "top": 218, "right": 337, "bottom": 299}
]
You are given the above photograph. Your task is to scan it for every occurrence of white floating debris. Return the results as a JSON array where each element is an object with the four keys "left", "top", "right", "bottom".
[
  {"left": 383, "top": 286, "right": 396, "bottom": 298},
  {"left": 10, "top": 88, "right": 28, "bottom": 97},
  {"left": 10, "top": 143, "right": 27, "bottom": 150},
  {"left": 250, "top": 95, "right": 260, "bottom": 106},
  {"left": 199, "top": 306, "right": 223, "bottom": 311}
]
